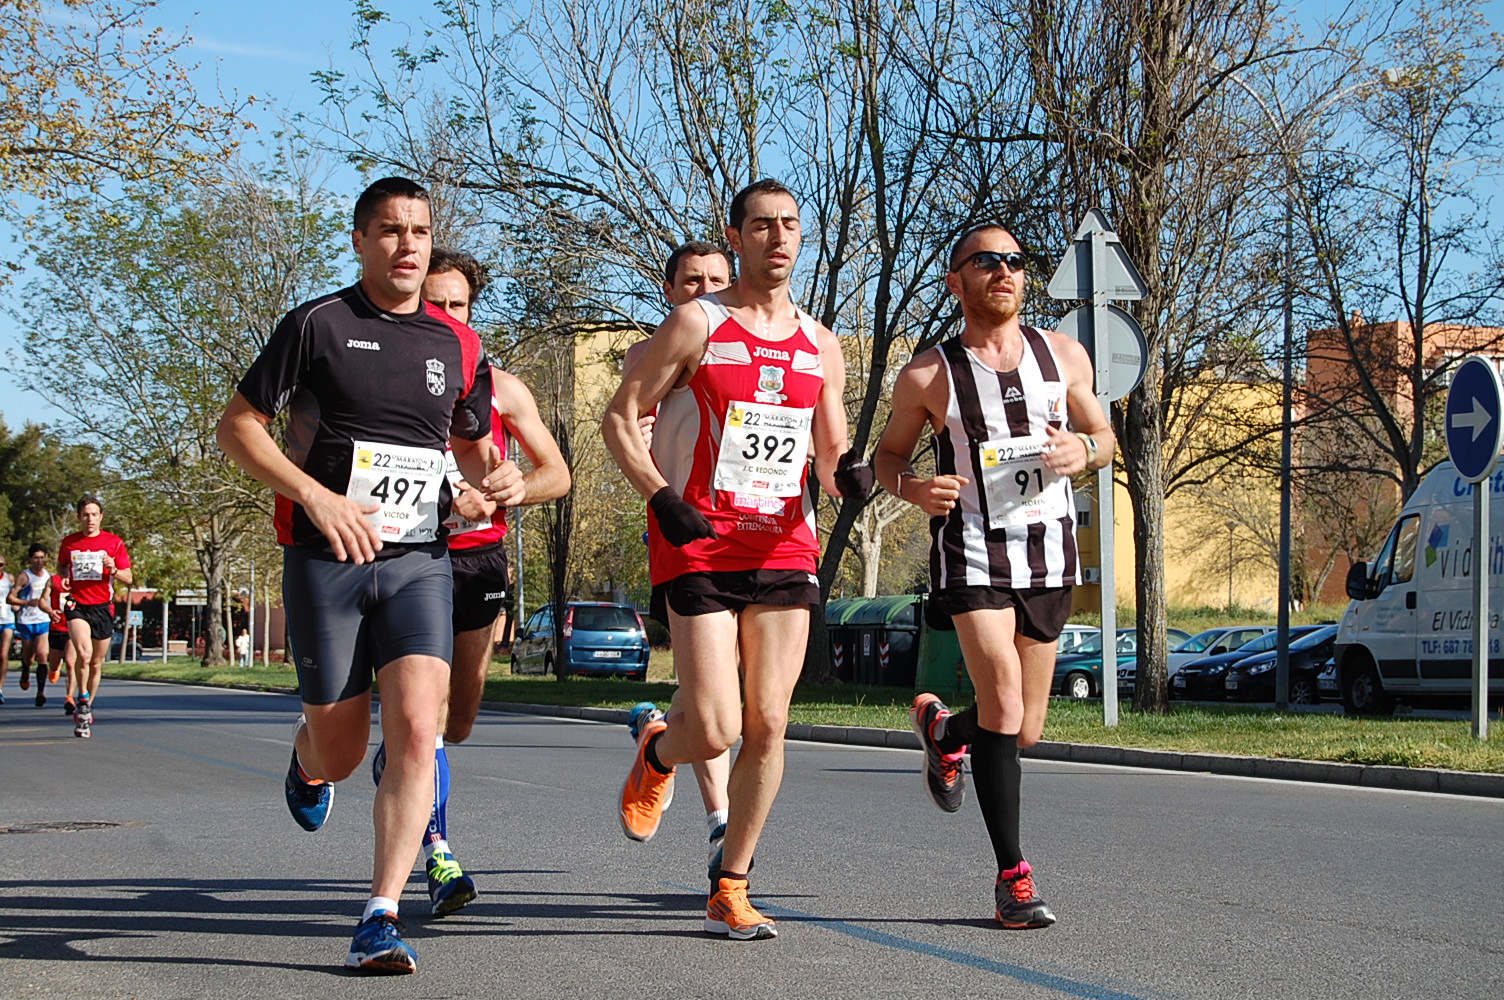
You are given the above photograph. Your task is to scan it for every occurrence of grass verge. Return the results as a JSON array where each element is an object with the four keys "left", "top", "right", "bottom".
[{"left": 105, "top": 656, "right": 1504, "bottom": 774}]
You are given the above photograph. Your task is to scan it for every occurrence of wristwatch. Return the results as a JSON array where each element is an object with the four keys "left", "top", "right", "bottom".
[{"left": 1075, "top": 432, "right": 1098, "bottom": 467}]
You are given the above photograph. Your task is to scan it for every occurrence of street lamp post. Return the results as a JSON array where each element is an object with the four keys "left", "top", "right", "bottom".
[
  {"left": 1203, "top": 61, "right": 1390, "bottom": 710},
  {"left": 1226, "top": 520, "right": 1236, "bottom": 612}
]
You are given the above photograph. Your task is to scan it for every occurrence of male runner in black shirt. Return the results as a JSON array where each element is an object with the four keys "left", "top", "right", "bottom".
[{"left": 217, "top": 177, "right": 502, "bottom": 975}]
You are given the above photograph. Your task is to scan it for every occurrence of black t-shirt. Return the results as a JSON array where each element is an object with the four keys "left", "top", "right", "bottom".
[{"left": 238, "top": 283, "right": 493, "bottom": 552}]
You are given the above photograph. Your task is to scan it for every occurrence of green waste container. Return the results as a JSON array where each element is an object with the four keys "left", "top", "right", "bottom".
[{"left": 914, "top": 619, "right": 974, "bottom": 699}]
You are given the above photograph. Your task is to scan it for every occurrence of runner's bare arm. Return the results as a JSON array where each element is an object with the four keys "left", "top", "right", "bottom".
[
  {"left": 875, "top": 357, "right": 969, "bottom": 516},
  {"left": 216, "top": 392, "right": 383, "bottom": 564},
  {"left": 1040, "top": 332, "right": 1114, "bottom": 475},
  {"left": 477, "top": 369, "right": 571, "bottom": 507},
  {"left": 811, "top": 325, "right": 851, "bottom": 497},
  {"left": 602, "top": 304, "right": 708, "bottom": 501}
]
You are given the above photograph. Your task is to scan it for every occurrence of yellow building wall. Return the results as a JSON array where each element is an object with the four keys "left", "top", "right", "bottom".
[{"left": 1071, "top": 380, "right": 1282, "bottom": 615}]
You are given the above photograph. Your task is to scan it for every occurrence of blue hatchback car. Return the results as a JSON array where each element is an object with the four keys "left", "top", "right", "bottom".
[{"left": 510, "top": 602, "right": 650, "bottom": 679}]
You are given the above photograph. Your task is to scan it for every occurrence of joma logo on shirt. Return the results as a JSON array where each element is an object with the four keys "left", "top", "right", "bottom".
[
  {"left": 754, "top": 346, "right": 791, "bottom": 361},
  {"left": 346, "top": 339, "right": 382, "bottom": 351}
]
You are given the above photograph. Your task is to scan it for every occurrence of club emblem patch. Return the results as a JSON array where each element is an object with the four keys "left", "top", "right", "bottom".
[
  {"left": 755, "top": 365, "right": 786, "bottom": 404},
  {"left": 426, "top": 358, "right": 446, "bottom": 396}
]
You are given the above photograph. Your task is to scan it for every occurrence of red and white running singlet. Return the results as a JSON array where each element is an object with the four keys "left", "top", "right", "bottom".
[
  {"left": 443, "top": 366, "right": 511, "bottom": 552},
  {"left": 647, "top": 294, "right": 824, "bottom": 585}
]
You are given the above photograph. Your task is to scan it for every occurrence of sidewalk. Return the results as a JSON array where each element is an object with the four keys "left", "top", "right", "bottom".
[{"left": 489, "top": 699, "right": 1504, "bottom": 799}]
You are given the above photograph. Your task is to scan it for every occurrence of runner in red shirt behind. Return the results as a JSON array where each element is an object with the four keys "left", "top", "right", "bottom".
[
  {"left": 602, "top": 178, "right": 873, "bottom": 940},
  {"left": 58, "top": 495, "right": 132, "bottom": 737}
]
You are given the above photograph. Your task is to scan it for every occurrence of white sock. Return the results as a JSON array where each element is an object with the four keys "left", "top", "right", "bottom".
[
  {"left": 706, "top": 809, "right": 728, "bottom": 834},
  {"left": 435, "top": 734, "right": 444, "bottom": 749},
  {"left": 424, "top": 838, "right": 451, "bottom": 861},
  {"left": 362, "top": 896, "right": 399, "bottom": 922}
]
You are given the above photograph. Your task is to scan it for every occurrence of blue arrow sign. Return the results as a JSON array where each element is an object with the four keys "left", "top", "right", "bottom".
[{"left": 1444, "top": 356, "right": 1504, "bottom": 483}]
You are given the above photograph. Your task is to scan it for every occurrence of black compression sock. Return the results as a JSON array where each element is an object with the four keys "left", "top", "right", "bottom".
[
  {"left": 935, "top": 703, "right": 978, "bottom": 755},
  {"left": 643, "top": 731, "right": 672, "bottom": 775},
  {"left": 969, "top": 728, "right": 1023, "bottom": 872}
]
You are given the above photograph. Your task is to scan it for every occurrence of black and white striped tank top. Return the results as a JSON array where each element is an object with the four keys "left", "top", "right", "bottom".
[{"left": 928, "top": 329, "right": 1081, "bottom": 591}]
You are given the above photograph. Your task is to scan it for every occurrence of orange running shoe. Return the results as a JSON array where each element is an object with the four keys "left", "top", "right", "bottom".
[
  {"left": 619, "top": 716, "right": 673, "bottom": 842},
  {"left": 704, "top": 877, "right": 777, "bottom": 940}
]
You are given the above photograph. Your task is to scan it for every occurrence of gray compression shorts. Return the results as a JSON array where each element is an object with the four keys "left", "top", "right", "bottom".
[{"left": 282, "top": 544, "right": 453, "bottom": 706}]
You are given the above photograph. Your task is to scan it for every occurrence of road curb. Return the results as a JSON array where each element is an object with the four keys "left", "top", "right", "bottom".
[{"left": 488, "top": 700, "right": 1504, "bottom": 799}]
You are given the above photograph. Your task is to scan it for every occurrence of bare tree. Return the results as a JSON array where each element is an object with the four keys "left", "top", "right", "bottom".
[
  {"left": 1295, "top": 0, "right": 1504, "bottom": 509},
  {"left": 1014, "top": 0, "right": 1354, "bottom": 709},
  {"left": 18, "top": 152, "right": 347, "bottom": 665}
]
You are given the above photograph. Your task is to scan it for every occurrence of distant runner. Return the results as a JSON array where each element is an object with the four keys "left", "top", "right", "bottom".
[{"left": 59, "top": 495, "right": 133, "bottom": 735}]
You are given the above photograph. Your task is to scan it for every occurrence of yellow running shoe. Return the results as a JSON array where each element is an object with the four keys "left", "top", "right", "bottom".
[
  {"left": 619, "top": 716, "right": 673, "bottom": 842},
  {"left": 705, "top": 877, "right": 776, "bottom": 940}
]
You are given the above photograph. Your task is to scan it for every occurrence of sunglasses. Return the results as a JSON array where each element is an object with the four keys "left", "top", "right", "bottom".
[{"left": 953, "top": 250, "right": 1026, "bottom": 273}]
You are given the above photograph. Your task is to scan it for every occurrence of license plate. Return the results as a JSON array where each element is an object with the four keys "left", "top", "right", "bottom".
[
  {"left": 593, "top": 650, "right": 621, "bottom": 658},
  {"left": 1173, "top": 675, "right": 1185, "bottom": 687},
  {"left": 1225, "top": 678, "right": 1238, "bottom": 689}
]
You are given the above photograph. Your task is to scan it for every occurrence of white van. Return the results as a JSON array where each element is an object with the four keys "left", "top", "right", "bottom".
[{"left": 1334, "top": 460, "right": 1502, "bottom": 714}]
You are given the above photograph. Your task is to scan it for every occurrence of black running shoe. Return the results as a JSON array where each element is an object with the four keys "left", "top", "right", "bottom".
[
  {"left": 910, "top": 693, "right": 966, "bottom": 812},
  {"left": 995, "top": 860, "right": 1056, "bottom": 929}
]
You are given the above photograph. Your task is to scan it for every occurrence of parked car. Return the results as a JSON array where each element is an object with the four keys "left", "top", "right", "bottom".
[
  {"left": 1171, "top": 625, "right": 1325, "bottom": 700},
  {"left": 1125, "top": 625, "right": 1276, "bottom": 696},
  {"left": 108, "top": 632, "right": 140, "bottom": 661},
  {"left": 1054, "top": 628, "right": 1192, "bottom": 699},
  {"left": 1222, "top": 625, "right": 1339, "bottom": 704},
  {"left": 510, "top": 602, "right": 650, "bottom": 680},
  {"left": 1057, "top": 624, "right": 1099, "bottom": 655},
  {"left": 1109, "top": 628, "right": 1204, "bottom": 697}
]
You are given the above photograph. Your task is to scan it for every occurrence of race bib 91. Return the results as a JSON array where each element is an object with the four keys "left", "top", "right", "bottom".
[
  {"left": 347, "top": 440, "right": 446, "bottom": 543},
  {"left": 713, "top": 401, "right": 813, "bottom": 498},
  {"left": 979, "top": 433, "right": 1070, "bottom": 530},
  {"left": 71, "top": 551, "right": 105, "bottom": 581}
]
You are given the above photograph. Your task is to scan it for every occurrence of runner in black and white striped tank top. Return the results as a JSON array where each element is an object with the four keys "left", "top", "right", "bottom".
[
  {"left": 874, "top": 222, "right": 1116, "bottom": 931},
  {"left": 929, "top": 329, "right": 1081, "bottom": 591}
]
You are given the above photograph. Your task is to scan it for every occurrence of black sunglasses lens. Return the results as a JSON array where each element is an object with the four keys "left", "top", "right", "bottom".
[{"left": 970, "top": 251, "right": 1024, "bottom": 273}]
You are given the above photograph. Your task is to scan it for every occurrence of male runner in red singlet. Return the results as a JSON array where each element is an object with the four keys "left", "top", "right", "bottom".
[
  {"left": 369, "top": 246, "right": 569, "bottom": 917},
  {"left": 622, "top": 241, "right": 739, "bottom": 886},
  {"left": 603, "top": 180, "right": 873, "bottom": 940},
  {"left": 59, "top": 496, "right": 133, "bottom": 734},
  {"left": 875, "top": 223, "right": 1114, "bottom": 928}
]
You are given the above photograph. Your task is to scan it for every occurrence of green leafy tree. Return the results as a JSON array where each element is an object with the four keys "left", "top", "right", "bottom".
[{"left": 17, "top": 152, "right": 347, "bottom": 665}]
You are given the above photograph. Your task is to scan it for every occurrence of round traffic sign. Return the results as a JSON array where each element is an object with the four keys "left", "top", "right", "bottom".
[
  {"left": 1054, "top": 304, "right": 1147, "bottom": 401},
  {"left": 1444, "top": 356, "right": 1504, "bottom": 483}
]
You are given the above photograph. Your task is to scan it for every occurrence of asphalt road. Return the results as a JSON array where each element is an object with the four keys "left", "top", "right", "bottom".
[{"left": 1, "top": 680, "right": 1499, "bottom": 1000}]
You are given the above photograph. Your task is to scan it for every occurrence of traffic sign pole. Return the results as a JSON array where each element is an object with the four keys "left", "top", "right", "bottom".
[
  {"left": 1049, "top": 211, "right": 1147, "bottom": 727},
  {"left": 1443, "top": 356, "right": 1503, "bottom": 740},
  {"left": 1472, "top": 484, "right": 1489, "bottom": 740},
  {"left": 1091, "top": 228, "right": 1119, "bottom": 726}
]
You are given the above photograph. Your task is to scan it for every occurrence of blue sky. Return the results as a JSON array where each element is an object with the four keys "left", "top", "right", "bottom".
[{"left": 1, "top": 0, "right": 1500, "bottom": 431}]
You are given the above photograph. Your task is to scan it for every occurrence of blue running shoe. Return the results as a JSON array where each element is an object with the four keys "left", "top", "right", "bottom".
[
  {"left": 707, "top": 822, "right": 755, "bottom": 885},
  {"left": 426, "top": 851, "right": 478, "bottom": 916},
  {"left": 344, "top": 911, "right": 416, "bottom": 974},
  {"left": 627, "top": 702, "right": 662, "bottom": 741},
  {"left": 284, "top": 747, "right": 334, "bottom": 832}
]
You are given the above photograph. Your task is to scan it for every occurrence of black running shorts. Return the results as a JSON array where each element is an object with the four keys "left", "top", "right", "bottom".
[
  {"left": 926, "top": 585, "right": 1072, "bottom": 642},
  {"left": 650, "top": 568, "right": 820, "bottom": 627},
  {"left": 282, "top": 544, "right": 454, "bottom": 706},
  {"left": 450, "top": 542, "right": 510, "bottom": 634},
  {"left": 65, "top": 602, "right": 114, "bottom": 641}
]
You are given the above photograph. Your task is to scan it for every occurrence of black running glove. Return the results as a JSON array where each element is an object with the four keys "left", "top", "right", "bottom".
[
  {"left": 833, "top": 448, "right": 876, "bottom": 500},
  {"left": 648, "top": 486, "right": 718, "bottom": 548}
]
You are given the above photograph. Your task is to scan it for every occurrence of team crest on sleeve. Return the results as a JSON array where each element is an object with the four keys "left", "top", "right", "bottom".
[
  {"left": 425, "top": 358, "right": 446, "bottom": 396},
  {"left": 755, "top": 365, "right": 786, "bottom": 404}
]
